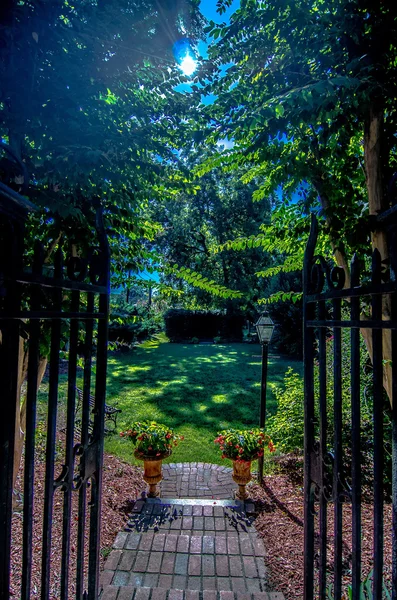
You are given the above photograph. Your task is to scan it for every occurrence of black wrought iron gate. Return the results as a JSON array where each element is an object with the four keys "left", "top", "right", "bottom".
[
  {"left": 0, "top": 178, "right": 110, "bottom": 598},
  {"left": 303, "top": 214, "right": 397, "bottom": 599}
]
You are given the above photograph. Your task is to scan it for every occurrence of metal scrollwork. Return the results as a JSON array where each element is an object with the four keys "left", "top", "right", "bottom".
[
  {"left": 88, "top": 249, "right": 106, "bottom": 286},
  {"left": 53, "top": 465, "right": 70, "bottom": 492},
  {"left": 311, "top": 443, "right": 352, "bottom": 504},
  {"left": 309, "top": 256, "right": 345, "bottom": 294},
  {"left": 66, "top": 256, "right": 88, "bottom": 281},
  {"left": 53, "top": 440, "right": 98, "bottom": 493},
  {"left": 310, "top": 262, "right": 325, "bottom": 294}
]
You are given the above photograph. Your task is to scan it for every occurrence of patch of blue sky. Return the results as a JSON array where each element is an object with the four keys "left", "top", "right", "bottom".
[
  {"left": 200, "top": 0, "right": 240, "bottom": 24},
  {"left": 138, "top": 269, "right": 159, "bottom": 282},
  {"left": 174, "top": 1, "right": 238, "bottom": 98}
]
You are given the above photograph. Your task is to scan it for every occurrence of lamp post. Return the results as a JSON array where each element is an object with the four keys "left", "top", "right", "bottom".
[{"left": 255, "top": 312, "right": 275, "bottom": 484}]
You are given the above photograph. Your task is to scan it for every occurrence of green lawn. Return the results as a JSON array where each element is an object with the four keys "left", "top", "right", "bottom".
[{"left": 104, "top": 337, "right": 302, "bottom": 465}]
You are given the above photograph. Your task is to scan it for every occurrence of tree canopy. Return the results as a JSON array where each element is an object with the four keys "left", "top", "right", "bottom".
[
  {"left": 200, "top": 0, "right": 397, "bottom": 279},
  {"left": 0, "top": 0, "right": 204, "bottom": 277}
]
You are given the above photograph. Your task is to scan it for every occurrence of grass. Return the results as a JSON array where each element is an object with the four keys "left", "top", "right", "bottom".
[{"left": 104, "top": 336, "right": 302, "bottom": 465}]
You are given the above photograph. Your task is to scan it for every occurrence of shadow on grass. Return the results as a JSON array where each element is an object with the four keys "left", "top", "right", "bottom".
[{"left": 106, "top": 340, "right": 302, "bottom": 435}]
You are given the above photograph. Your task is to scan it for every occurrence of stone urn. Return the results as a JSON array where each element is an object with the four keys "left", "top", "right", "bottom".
[
  {"left": 232, "top": 459, "right": 252, "bottom": 500},
  {"left": 135, "top": 449, "right": 171, "bottom": 497}
]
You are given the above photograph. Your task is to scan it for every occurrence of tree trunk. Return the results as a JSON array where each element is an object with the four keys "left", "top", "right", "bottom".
[
  {"left": 12, "top": 339, "right": 48, "bottom": 505},
  {"left": 363, "top": 102, "right": 392, "bottom": 406},
  {"left": 315, "top": 108, "right": 393, "bottom": 407},
  {"left": 313, "top": 177, "right": 351, "bottom": 288}
]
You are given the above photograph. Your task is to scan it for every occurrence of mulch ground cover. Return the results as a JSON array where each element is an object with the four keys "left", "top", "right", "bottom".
[
  {"left": 10, "top": 450, "right": 392, "bottom": 599},
  {"left": 250, "top": 458, "right": 393, "bottom": 599},
  {"left": 11, "top": 444, "right": 145, "bottom": 598}
]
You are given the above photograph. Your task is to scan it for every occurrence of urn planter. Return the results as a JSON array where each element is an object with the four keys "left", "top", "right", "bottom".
[
  {"left": 232, "top": 459, "right": 252, "bottom": 500},
  {"left": 135, "top": 449, "right": 171, "bottom": 497}
]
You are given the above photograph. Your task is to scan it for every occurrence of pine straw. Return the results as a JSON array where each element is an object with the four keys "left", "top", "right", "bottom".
[
  {"left": 11, "top": 449, "right": 145, "bottom": 598},
  {"left": 250, "top": 466, "right": 393, "bottom": 600}
]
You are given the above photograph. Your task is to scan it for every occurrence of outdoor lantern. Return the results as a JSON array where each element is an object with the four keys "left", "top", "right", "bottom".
[{"left": 255, "top": 312, "right": 275, "bottom": 345}]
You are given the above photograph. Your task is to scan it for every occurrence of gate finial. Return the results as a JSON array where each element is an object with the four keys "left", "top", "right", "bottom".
[{"left": 303, "top": 214, "right": 318, "bottom": 296}]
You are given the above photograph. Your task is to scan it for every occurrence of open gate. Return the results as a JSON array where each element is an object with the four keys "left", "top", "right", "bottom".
[
  {"left": 0, "top": 148, "right": 110, "bottom": 599},
  {"left": 303, "top": 214, "right": 397, "bottom": 599}
]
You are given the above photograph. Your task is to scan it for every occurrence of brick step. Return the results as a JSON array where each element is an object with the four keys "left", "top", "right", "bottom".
[
  {"left": 125, "top": 500, "right": 256, "bottom": 536},
  {"left": 101, "top": 587, "right": 285, "bottom": 600},
  {"left": 102, "top": 532, "right": 266, "bottom": 593},
  {"left": 112, "top": 532, "right": 265, "bottom": 557},
  {"left": 161, "top": 462, "right": 235, "bottom": 499}
]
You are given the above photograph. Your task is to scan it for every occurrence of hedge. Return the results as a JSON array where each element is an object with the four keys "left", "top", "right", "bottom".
[{"left": 164, "top": 309, "right": 244, "bottom": 342}]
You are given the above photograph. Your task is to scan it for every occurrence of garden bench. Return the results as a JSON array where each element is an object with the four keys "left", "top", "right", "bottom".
[{"left": 75, "top": 387, "right": 121, "bottom": 433}]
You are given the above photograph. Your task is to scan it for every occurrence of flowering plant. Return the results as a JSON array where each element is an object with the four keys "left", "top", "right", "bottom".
[
  {"left": 120, "top": 421, "right": 184, "bottom": 458},
  {"left": 214, "top": 428, "right": 275, "bottom": 462}
]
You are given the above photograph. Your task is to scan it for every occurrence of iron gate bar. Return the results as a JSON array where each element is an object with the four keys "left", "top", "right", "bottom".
[
  {"left": 21, "top": 242, "right": 43, "bottom": 600},
  {"left": 76, "top": 292, "right": 95, "bottom": 599},
  {"left": 1, "top": 155, "right": 111, "bottom": 598},
  {"left": 303, "top": 215, "right": 317, "bottom": 600},
  {"left": 303, "top": 213, "right": 397, "bottom": 599},
  {"left": 0, "top": 213, "right": 25, "bottom": 598},
  {"left": 61, "top": 289, "right": 80, "bottom": 600},
  {"left": 306, "top": 281, "right": 397, "bottom": 302},
  {"left": 372, "top": 249, "right": 384, "bottom": 598},
  {"left": 0, "top": 311, "right": 105, "bottom": 319},
  {"left": 333, "top": 297, "right": 343, "bottom": 600},
  {"left": 306, "top": 319, "right": 397, "bottom": 329},
  {"left": 0, "top": 180, "right": 35, "bottom": 598},
  {"left": 41, "top": 248, "right": 63, "bottom": 600},
  {"left": 88, "top": 266, "right": 109, "bottom": 598},
  {"left": 0, "top": 181, "right": 37, "bottom": 218},
  {"left": 350, "top": 254, "right": 362, "bottom": 600},
  {"left": 318, "top": 299, "right": 327, "bottom": 600},
  {"left": 13, "top": 273, "right": 107, "bottom": 294},
  {"left": 385, "top": 199, "right": 397, "bottom": 600}
]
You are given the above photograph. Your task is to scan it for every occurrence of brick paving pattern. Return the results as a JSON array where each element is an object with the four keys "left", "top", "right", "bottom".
[
  {"left": 101, "top": 498, "right": 284, "bottom": 599},
  {"left": 160, "top": 463, "right": 235, "bottom": 499},
  {"left": 100, "top": 463, "right": 284, "bottom": 600}
]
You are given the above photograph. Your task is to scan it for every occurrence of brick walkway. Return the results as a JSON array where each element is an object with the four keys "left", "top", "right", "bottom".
[
  {"left": 100, "top": 497, "right": 285, "bottom": 600},
  {"left": 160, "top": 463, "right": 235, "bottom": 499}
]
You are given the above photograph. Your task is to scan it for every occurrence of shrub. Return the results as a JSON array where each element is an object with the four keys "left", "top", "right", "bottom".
[
  {"left": 164, "top": 309, "right": 244, "bottom": 342},
  {"left": 267, "top": 368, "right": 305, "bottom": 453},
  {"left": 109, "top": 296, "right": 164, "bottom": 345},
  {"left": 268, "top": 330, "right": 393, "bottom": 498}
]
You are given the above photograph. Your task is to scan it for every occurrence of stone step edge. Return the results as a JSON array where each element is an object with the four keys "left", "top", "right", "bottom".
[
  {"left": 100, "top": 586, "right": 284, "bottom": 600},
  {"left": 113, "top": 531, "right": 265, "bottom": 551},
  {"left": 131, "top": 499, "right": 257, "bottom": 516},
  {"left": 122, "top": 530, "right": 257, "bottom": 538},
  {"left": 162, "top": 463, "right": 233, "bottom": 472},
  {"left": 146, "top": 499, "right": 245, "bottom": 508}
]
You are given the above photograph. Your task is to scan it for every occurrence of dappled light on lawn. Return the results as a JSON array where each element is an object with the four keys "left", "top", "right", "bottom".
[{"left": 104, "top": 340, "right": 302, "bottom": 465}]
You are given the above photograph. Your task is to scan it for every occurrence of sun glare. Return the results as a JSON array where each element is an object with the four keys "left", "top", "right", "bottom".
[{"left": 180, "top": 53, "right": 197, "bottom": 76}]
